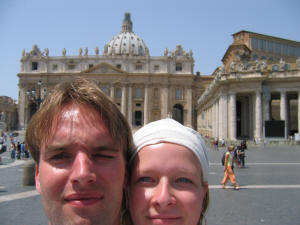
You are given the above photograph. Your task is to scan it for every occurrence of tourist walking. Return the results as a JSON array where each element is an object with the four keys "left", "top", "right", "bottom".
[{"left": 222, "top": 145, "right": 240, "bottom": 190}]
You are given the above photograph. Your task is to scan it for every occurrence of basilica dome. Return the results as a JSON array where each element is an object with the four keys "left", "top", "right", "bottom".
[{"left": 103, "top": 13, "right": 149, "bottom": 57}]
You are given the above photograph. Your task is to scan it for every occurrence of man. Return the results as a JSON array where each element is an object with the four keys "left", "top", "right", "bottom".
[{"left": 26, "top": 78, "right": 133, "bottom": 225}]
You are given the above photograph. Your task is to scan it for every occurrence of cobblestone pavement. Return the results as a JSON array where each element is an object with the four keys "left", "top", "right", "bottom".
[{"left": 0, "top": 144, "right": 300, "bottom": 225}]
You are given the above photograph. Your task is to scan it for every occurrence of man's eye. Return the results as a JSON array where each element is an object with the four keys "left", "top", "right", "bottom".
[
  {"left": 93, "top": 154, "right": 114, "bottom": 159},
  {"left": 50, "top": 153, "right": 70, "bottom": 161},
  {"left": 176, "top": 177, "right": 193, "bottom": 184}
]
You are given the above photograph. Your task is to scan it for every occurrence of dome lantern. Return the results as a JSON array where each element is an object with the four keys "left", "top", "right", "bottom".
[{"left": 103, "top": 13, "right": 149, "bottom": 57}]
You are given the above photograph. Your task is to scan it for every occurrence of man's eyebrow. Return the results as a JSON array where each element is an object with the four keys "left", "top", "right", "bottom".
[
  {"left": 93, "top": 145, "right": 120, "bottom": 152},
  {"left": 45, "top": 143, "right": 68, "bottom": 153}
]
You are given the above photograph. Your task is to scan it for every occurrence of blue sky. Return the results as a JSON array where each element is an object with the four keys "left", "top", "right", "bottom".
[{"left": 0, "top": 0, "right": 299, "bottom": 100}]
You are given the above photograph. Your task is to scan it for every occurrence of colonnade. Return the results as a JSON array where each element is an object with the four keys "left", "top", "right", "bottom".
[{"left": 199, "top": 89, "right": 300, "bottom": 141}]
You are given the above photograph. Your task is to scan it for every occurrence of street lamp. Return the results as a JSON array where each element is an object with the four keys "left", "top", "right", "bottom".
[
  {"left": 26, "top": 81, "right": 46, "bottom": 119},
  {"left": 26, "top": 80, "right": 46, "bottom": 108}
]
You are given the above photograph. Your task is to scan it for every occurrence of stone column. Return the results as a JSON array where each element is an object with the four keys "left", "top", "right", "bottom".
[
  {"left": 127, "top": 85, "right": 132, "bottom": 126},
  {"left": 263, "top": 91, "right": 271, "bottom": 139},
  {"left": 144, "top": 85, "right": 149, "bottom": 125},
  {"left": 219, "top": 94, "right": 228, "bottom": 139},
  {"left": 216, "top": 101, "right": 219, "bottom": 138},
  {"left": 18, "top": 87, "right": 26, "bottom": 129},
  {"left": 212, "top": 104, "right": 215, "bottom": 137},
  {"left": 121, "top": 85, "right": 127, "bottom": 117},
  {"left": 255, "top": 91, "right": 262, "bottom": 141},
  {"left": 161, "top": 85, "right": 169, "bottom": 118},
  {"left": 186, "top": 87, "right": 193, "bottom": 127},
  {"left": 298, "top": 92, "right": 300, "bottom": 134},
  {"left": 229, "top": 93, "right": 237, "bottom": 140},
  {"left": 280, "top": 91, "right": 288, "bottom": 139},
  {"left": 110, "top": 85, "right": 115, "bottom": 99}
]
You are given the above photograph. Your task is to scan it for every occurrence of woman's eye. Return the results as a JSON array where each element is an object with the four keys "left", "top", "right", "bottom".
[
  {"left": 176, "top": 177, "right": 193, "bottom": 184},
  {"left": 137, "top": 177, "right": 154, "bottom": 183}
]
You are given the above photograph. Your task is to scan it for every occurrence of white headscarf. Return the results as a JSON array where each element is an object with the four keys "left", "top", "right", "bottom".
[{"left": 131, "top": 118, "right": 209, "bottom": 182}]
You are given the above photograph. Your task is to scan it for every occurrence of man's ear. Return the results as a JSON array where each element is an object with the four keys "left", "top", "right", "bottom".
[{"left": 35, "top": 164, "right": 41, "bottom": 193}]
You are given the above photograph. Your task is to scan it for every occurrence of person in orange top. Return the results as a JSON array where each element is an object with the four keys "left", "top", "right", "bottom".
[{"left": 222, "top": 145, "right": 240, "bottom": 190}]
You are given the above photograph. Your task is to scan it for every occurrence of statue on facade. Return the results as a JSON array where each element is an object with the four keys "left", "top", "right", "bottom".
[
  {"left": 79, "top": 48, "right": 82, "bottom": 56},
  {"left": 164, "top": 48, "right": 168, "bottom": 56},
  {"left": 95, "top": 46, "right": 99, "bottom": 55},
  {"left": 104, "top": 44, "right": 108, "bottom": 54},
  {"left": 44, "top": 48, "right": 49, "bottom": 57},
  {"left": 62, "top": 48, "right": 66, "bottom": 56},
  {"left": 0, "top": 112, "right": 6, "bottom": 122},
  {"left": 22, "top": 49, "right": 25, "bottom": 57},
  {"left": 296, "top": 57, "right": 300, "bottom": 70},
  {"left": 230, "top": 61, "right": 236, "bottom": 71},
  {"left": 84, "top": 47, "right": 88, "bottom": 56},
  {"left": 189, "top": 50, "right": 193, "bottom": 57},
  {"left": 262, "top": 60, "right": 267, "bottom": 70},
  {"left": 145, "top": 47, "right": 149, "bottom": 56},
  {"left": 279, "top": 58, "right": 285, "bottom": 70}
]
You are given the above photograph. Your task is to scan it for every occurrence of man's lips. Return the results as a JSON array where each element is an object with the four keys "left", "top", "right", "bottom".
[{"left": 64, "top": 192, "right": 104, "bottom": 206}]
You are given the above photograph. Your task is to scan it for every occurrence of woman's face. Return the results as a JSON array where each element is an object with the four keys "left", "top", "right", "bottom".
[{"left": 129, "top": 143, "right": 207, "bottom": 225}]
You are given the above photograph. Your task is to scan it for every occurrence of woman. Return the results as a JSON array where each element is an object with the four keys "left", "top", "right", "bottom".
[
  {"left": 221, "top": 145, "right": 240, "bottom": 190},
  {"left": 127, "top": 118, "right": 209, "bottom": 225}
]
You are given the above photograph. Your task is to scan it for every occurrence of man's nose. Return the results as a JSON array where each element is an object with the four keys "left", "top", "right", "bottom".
[
  {"left": 151, "top": 179, "right": 176, "bottom": 208},
  {"left": 70, "top": 152, "right": 96, "bottom": 185}
]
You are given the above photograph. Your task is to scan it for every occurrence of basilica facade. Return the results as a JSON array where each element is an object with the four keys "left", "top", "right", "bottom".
[
  {"left": 17, "top": 14, "right": 300, "bottom": 142},
  {"left": 17, "top": 13, "right": 212, "bottom": 130}
]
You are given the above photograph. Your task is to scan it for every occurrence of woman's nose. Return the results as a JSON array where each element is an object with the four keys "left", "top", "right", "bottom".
[
  {"left": 151, "top": 179, "right": 176, "bottom": 208},
  {"left": 70, "top": 152, "right": 96, "bottom": 185}
]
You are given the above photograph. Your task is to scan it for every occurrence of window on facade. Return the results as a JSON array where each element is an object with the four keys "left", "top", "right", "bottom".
[
  {"left": 136, "top": 103, "right": 141, "bottom": 107},
  {"left": 101, "top": 87, "right": 109, "bottom": 95},
  {"left": 284, "top": 64, "right": 290, "bottom": 71},
  {"left": 154, "top": 88, "right": 159, "bottom": 99},
  {"left": 175, "top": 63, "right": 182, "bottom": 71},
  {"left": 135, "top": 88, "right": 142, "bottom": 99},
  {"left": 89, "top": 64, "right": 94, "bottom": 68},
  {"left": 32, "top": 62, "right": 38, "bottom": 70},
  {"left": 175, "top": 88, "right": 183, "bottom": 100},
  {"left": 116, "top": 64, "right": 121, "bottom": 69},
  {"left": 274, "top": 43, "right": 281, "bottom": 54},
  {"left": 272, "top": 65, "right": 279, "bottom": 71},
  {"left": 52, "top": 64, "right": 58, "bottom": 71},
  {"left": 288, "top": 46, "right": 295, "bottom": 57},
  {"left": 136, "top": 64, "right": 142, "bottom": 70},
  {"left": 68, "top": 64, "right": 76, "bottom": 70},
  {"left": 116, "top": 88, "right": 121, "bottom": 98},
  {"left": 252, "top": 55, "right": 258, "bottom": 60},
  {"left": 154, "top": 65, "right": 160, "bottom": 71},
  {"left": 282, "top": 44, "right": 288, "bottom": 56},
  {"left": 251, "top": 38, "right": 258, "bottom": 50}
]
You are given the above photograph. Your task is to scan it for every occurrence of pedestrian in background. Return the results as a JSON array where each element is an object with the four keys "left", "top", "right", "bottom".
[
  {"left": 222, "top": 145, "right": 240, "bottom": 190},
  {"left": 237, "top": 141, "right": 246, "bottom": 168},
  {"left": 10, "top": 142, "right": 16, "bottom": 160}
]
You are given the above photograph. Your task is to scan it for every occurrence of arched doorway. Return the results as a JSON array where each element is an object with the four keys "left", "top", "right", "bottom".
[
  {"left": 134, "top": 111, "right": 143, "bottom": 126},
  {"left": 172, "top": 104, "right": 183, "bottom": 124}
]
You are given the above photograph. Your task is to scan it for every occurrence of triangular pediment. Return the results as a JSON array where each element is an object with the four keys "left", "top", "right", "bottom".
[{"left": 81, "top": 62, "right": 126, "bottom": 74}]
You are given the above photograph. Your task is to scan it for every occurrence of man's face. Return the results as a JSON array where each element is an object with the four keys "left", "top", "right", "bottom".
[{"left": 36, "top": 103, "right": 126, "bottom": 225}]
